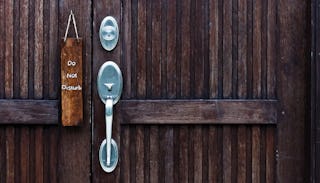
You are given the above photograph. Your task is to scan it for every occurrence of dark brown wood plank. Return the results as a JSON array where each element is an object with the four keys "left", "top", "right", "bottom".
[
  {"left": 208, "top": 127, "right": 218, "bottom": 182},
  {"left": 267, "top": 0, "right": 276, "bottom": 99},
  {"left": 265, "top": 127, "right": 275, "bottom": 183},
  {"left": 247, "top": 0, "right": 253, "bottom": 99},
  {"left": 0, "top": 0, "right": 4, "bottom": 98},
  {"left": 93, "top": 0, "right": 120, "bottom": 182},
  {"left": 122, "top": 0, "right": 132, "bottom": 99},
  {"left": 4, "top": 0, "right": 13, "bottom": 99},
  {"left": 20, "top": 127, "right": 29, "bottom": 183},
  {"left": 223, "top": 126, "right": 232, "bottom": 182},
  {"left": 0, "top": 128, "right": 5, "bottom": 183},
  {"left": 34, "top": 0, "right": 43, "bottom": 99},
  {"left": 209, "top": 0, "right": 219, "bottom": 98},
  {"left": 278, "top": 0, "right": 308, "bottom": 181},
  {"left": 135, "top": 126, "right": 144, "bottom": 183},
  {"left": 178, "top": 126, "right": 189, "bottom": 182},
  {"left": 194, "top": 126, "right": 203, "bottom": 182},
  {"left": 19, "top": 0, "right": 29, "bottom": 99},
  {"left": 35, "top": 128, "right": 43, "bottom": 183},
  {"left": 150, "top": 126, "right": 159, "bottom": 183},
  {"left": 164, "top": 127, "right": 174, "bottom": 183},
  {"left": 167, "top": 0, "right": 177, "bottom": 99},
  {"left": 48, "top": 0, "right": 58, "bottom": 99},
  {"left": 237, "top": 126, "right": 247, "bottom": 182},
  {"left": 137, "top": 0, "right": 147, "bottom": 98},
  {"left": 120, "top": 127, "right": 130, "bottom": 182},
  {"left": 223, "top": 0, "right": 233, "bottom": 98},
  {"left": 151, "top": 0, "right": 162, "bottom": 98},
  {"left": 180, "top": 0, "right": 190, "bottom": 99},
  {"left": 238, "top": 0, "right": 247, "bottom": 98},
  {"left": 253, "top": 0, "right": 262, "bottom": 99},
  {"left": 0, "top": 100, "right": 58, "bottom": 124},
  {"left": 119, "top": 100, "right": 277, "bottom": 124},
  {"left": 12, "top": 0, "right": 19, "bottom": 99},
  {"left": 6, "top": 127, "right": 15, "bottom": 183},
  {"left": 192, "top": 0, "right": 204, "bottom": 98},
  {"left": 252, "top": 126, "right": 260, "bottom": 183}
]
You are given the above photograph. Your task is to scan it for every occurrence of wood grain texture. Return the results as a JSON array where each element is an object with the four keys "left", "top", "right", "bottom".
[
  {"left": 60, "top": 38, "right": 83, "bottom": 126},
  {"left": 92, "top": 0, "right": 121, "bottom": 182},
  {"left": 118, "top": 100, "right": 277, "bottom": 124},
  {"left": 278, "top": 0, "right": 309, "bottom": 182},
  {"left": 0, "top": 100, "right": 58, "bottom": 124},
  {"left": 88, "top": 0, "right": 286, "bottom": 182}
]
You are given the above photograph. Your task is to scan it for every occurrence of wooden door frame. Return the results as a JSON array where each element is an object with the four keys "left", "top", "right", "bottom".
[{"left": 311, "top": 0, "right": 318, "bottom": 182}]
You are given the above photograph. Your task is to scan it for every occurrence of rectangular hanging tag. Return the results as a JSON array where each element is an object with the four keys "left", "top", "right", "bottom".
[{"left": 60, "top": 38, "right": 83, "bottom": 126}]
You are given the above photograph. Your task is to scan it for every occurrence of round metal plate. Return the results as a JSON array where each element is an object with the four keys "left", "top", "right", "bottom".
[
  {"left": 99, "top": 139, "right": 118, "bottom": 173},
  {"left": 99, "top": 16, "right": 119, "bottom": 51},
  {"left": 97, "top": 61, "right": 123, "bottom": 105}
]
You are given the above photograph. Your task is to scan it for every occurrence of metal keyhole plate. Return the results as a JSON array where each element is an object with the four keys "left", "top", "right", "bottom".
[
  {"left": 99, "top": 16, "right": 119, "bottom": 51},
  {"left": 97, "top": 61, "right": 123, "bottom": 104},
  {"left": 99, "top": 139, "right": 118, "bottom": 172}
]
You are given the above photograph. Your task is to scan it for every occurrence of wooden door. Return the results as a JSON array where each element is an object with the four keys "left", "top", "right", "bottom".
[
  {"left": 92, "top": 0, "right": 308, "bottom": 183},
  {"left": 0, "top": 0, "right": 309, "bottom": 183}
]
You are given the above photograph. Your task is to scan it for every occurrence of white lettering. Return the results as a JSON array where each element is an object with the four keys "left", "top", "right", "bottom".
[
  {"left": 66, "top": 73, "right": 77, "bottom": 78},
  {"left": 67, "top": 60, "right": 76, "bottom": 66},
  {"left": 61, "top": 85, "right": 82, "bottom": 91}
]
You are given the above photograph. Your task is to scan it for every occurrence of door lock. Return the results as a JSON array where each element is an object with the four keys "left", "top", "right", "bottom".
[
  {"left": 99, "top": 16, "right": 119, "bottom": 51},
  {"left": 97, "top": 61, "right": 123, "bottom": 173}
]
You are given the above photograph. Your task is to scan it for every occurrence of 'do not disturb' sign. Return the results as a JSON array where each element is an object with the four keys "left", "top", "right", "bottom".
[{"left": 60, "top": 11, "right": 83, "bottom": 126}]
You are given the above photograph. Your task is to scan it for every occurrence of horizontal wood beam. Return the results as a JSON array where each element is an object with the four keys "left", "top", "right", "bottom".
[
  {"left": 117, "top": 100, "right": 278, "bottom": 125},
  {"left": 0, "top": 100, "right": 59, "bottom": 125}
]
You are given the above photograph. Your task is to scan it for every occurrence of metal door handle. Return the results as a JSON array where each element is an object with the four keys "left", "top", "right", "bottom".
[{"left": 97, "top": 61, "right": 123, "bottom": 173}]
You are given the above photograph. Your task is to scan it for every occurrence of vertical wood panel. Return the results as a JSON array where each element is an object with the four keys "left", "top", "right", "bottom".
[
  {"left": 151, "top": 0, "right": 162, "bottom": 98},
  {"left": 253, "top": 0, "right": 262, "bottom": 99},
  {"left": 180, "top": 0, "right": 190, "bottom": 99},
  {"left": 252, "top": 127, "right": 261, "bottom": 183},
  {"left": 34, "top": 0, "right": 43, "bottom": 99},
  {"left": 19, "top": 0, "right": 29, "bottom": 99},
  {"left": 122, "top": 0, "right": 132, "bottom": 99},
  {"left": 6, "top": 128, "right": 15, "bottom": 183},
  {"left": 223, "top": 126, "right": 232, "bottom": 183},
  {"left": 278, "top": 0, "right": 308, "bottom": 181},
  {"left": 238, "top": 0, "right": 247, "bottom": 98},
  {"left": 209, "top": 0, "right": 219, "bottom": 98},
  {"left": 120, "top": 127, "right": 130, "bottom": 182},
  {"left": 150, "top": 126, "right": 159, "bottom": 183},
  {"left": 267, "top": 0, "right": 276, "bottom": 98},
  {"left": 48, "top": 0, "right": 58, "bottom": 99},
  {"left": 136, "top": 126, "right": 144, "bottom": 183},
  {"left": 0, "top": 0, "right": 4, "bottom": 98},
  {"left": 167, "top": 0, "right": 177, "bottom": 99},
  {"left": 137, "top": 0, "right": 147, "bottom": 98},
  {"left": 194, "top": 126, "right": 203, "bottom": 182},
  {"left": 223, "top": 0, "right": 233, "bottom": 98},
  {"left": 4, "top": 0, "right": 13, "bottom": 99}
]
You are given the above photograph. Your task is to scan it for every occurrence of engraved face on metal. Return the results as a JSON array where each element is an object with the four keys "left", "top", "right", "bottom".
[
  {"left": 97, "top": 61, "right": 123, "bottom": 105},
  {"left": 99, "top": 16, "right": 119, "bottom": 51}
]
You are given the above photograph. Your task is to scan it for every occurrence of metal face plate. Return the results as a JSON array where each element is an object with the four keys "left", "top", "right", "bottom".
[
  {"left": 99, "top": 139, "right": 118, "bottom": 173},
  {"left": 97, "top": 61, "right": 123, "bottom": 104},
  {"left": 99, "top": 16, "right": 119, "bottom": 51}
]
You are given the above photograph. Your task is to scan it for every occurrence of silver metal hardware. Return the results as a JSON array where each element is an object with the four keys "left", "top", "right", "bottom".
[
  {"left": 97, "top": 61, "right": 122, "bottom": 173},
  {"left": 64, "top": 10, "right": 79, "bottom": 42},
  {"left": 99, "top": 16, "right": 119, "bottom": 51}
]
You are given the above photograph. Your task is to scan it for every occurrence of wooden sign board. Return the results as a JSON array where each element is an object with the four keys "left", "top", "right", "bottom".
[{"left": 60, "top": 38, "right": 83, "bottom": 126}]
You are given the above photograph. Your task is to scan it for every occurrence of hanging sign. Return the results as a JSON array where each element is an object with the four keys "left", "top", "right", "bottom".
[{"left": 60, "top": 11, "right": 83, "bottom": 126}]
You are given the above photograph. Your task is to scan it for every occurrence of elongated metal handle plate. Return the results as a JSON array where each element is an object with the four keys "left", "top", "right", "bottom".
[
  {"left": 105, "top": 99, "right": 113, "bottom": 166},
  {"left": 97, "top": 61, "right": 122, "bottom": 173}
]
